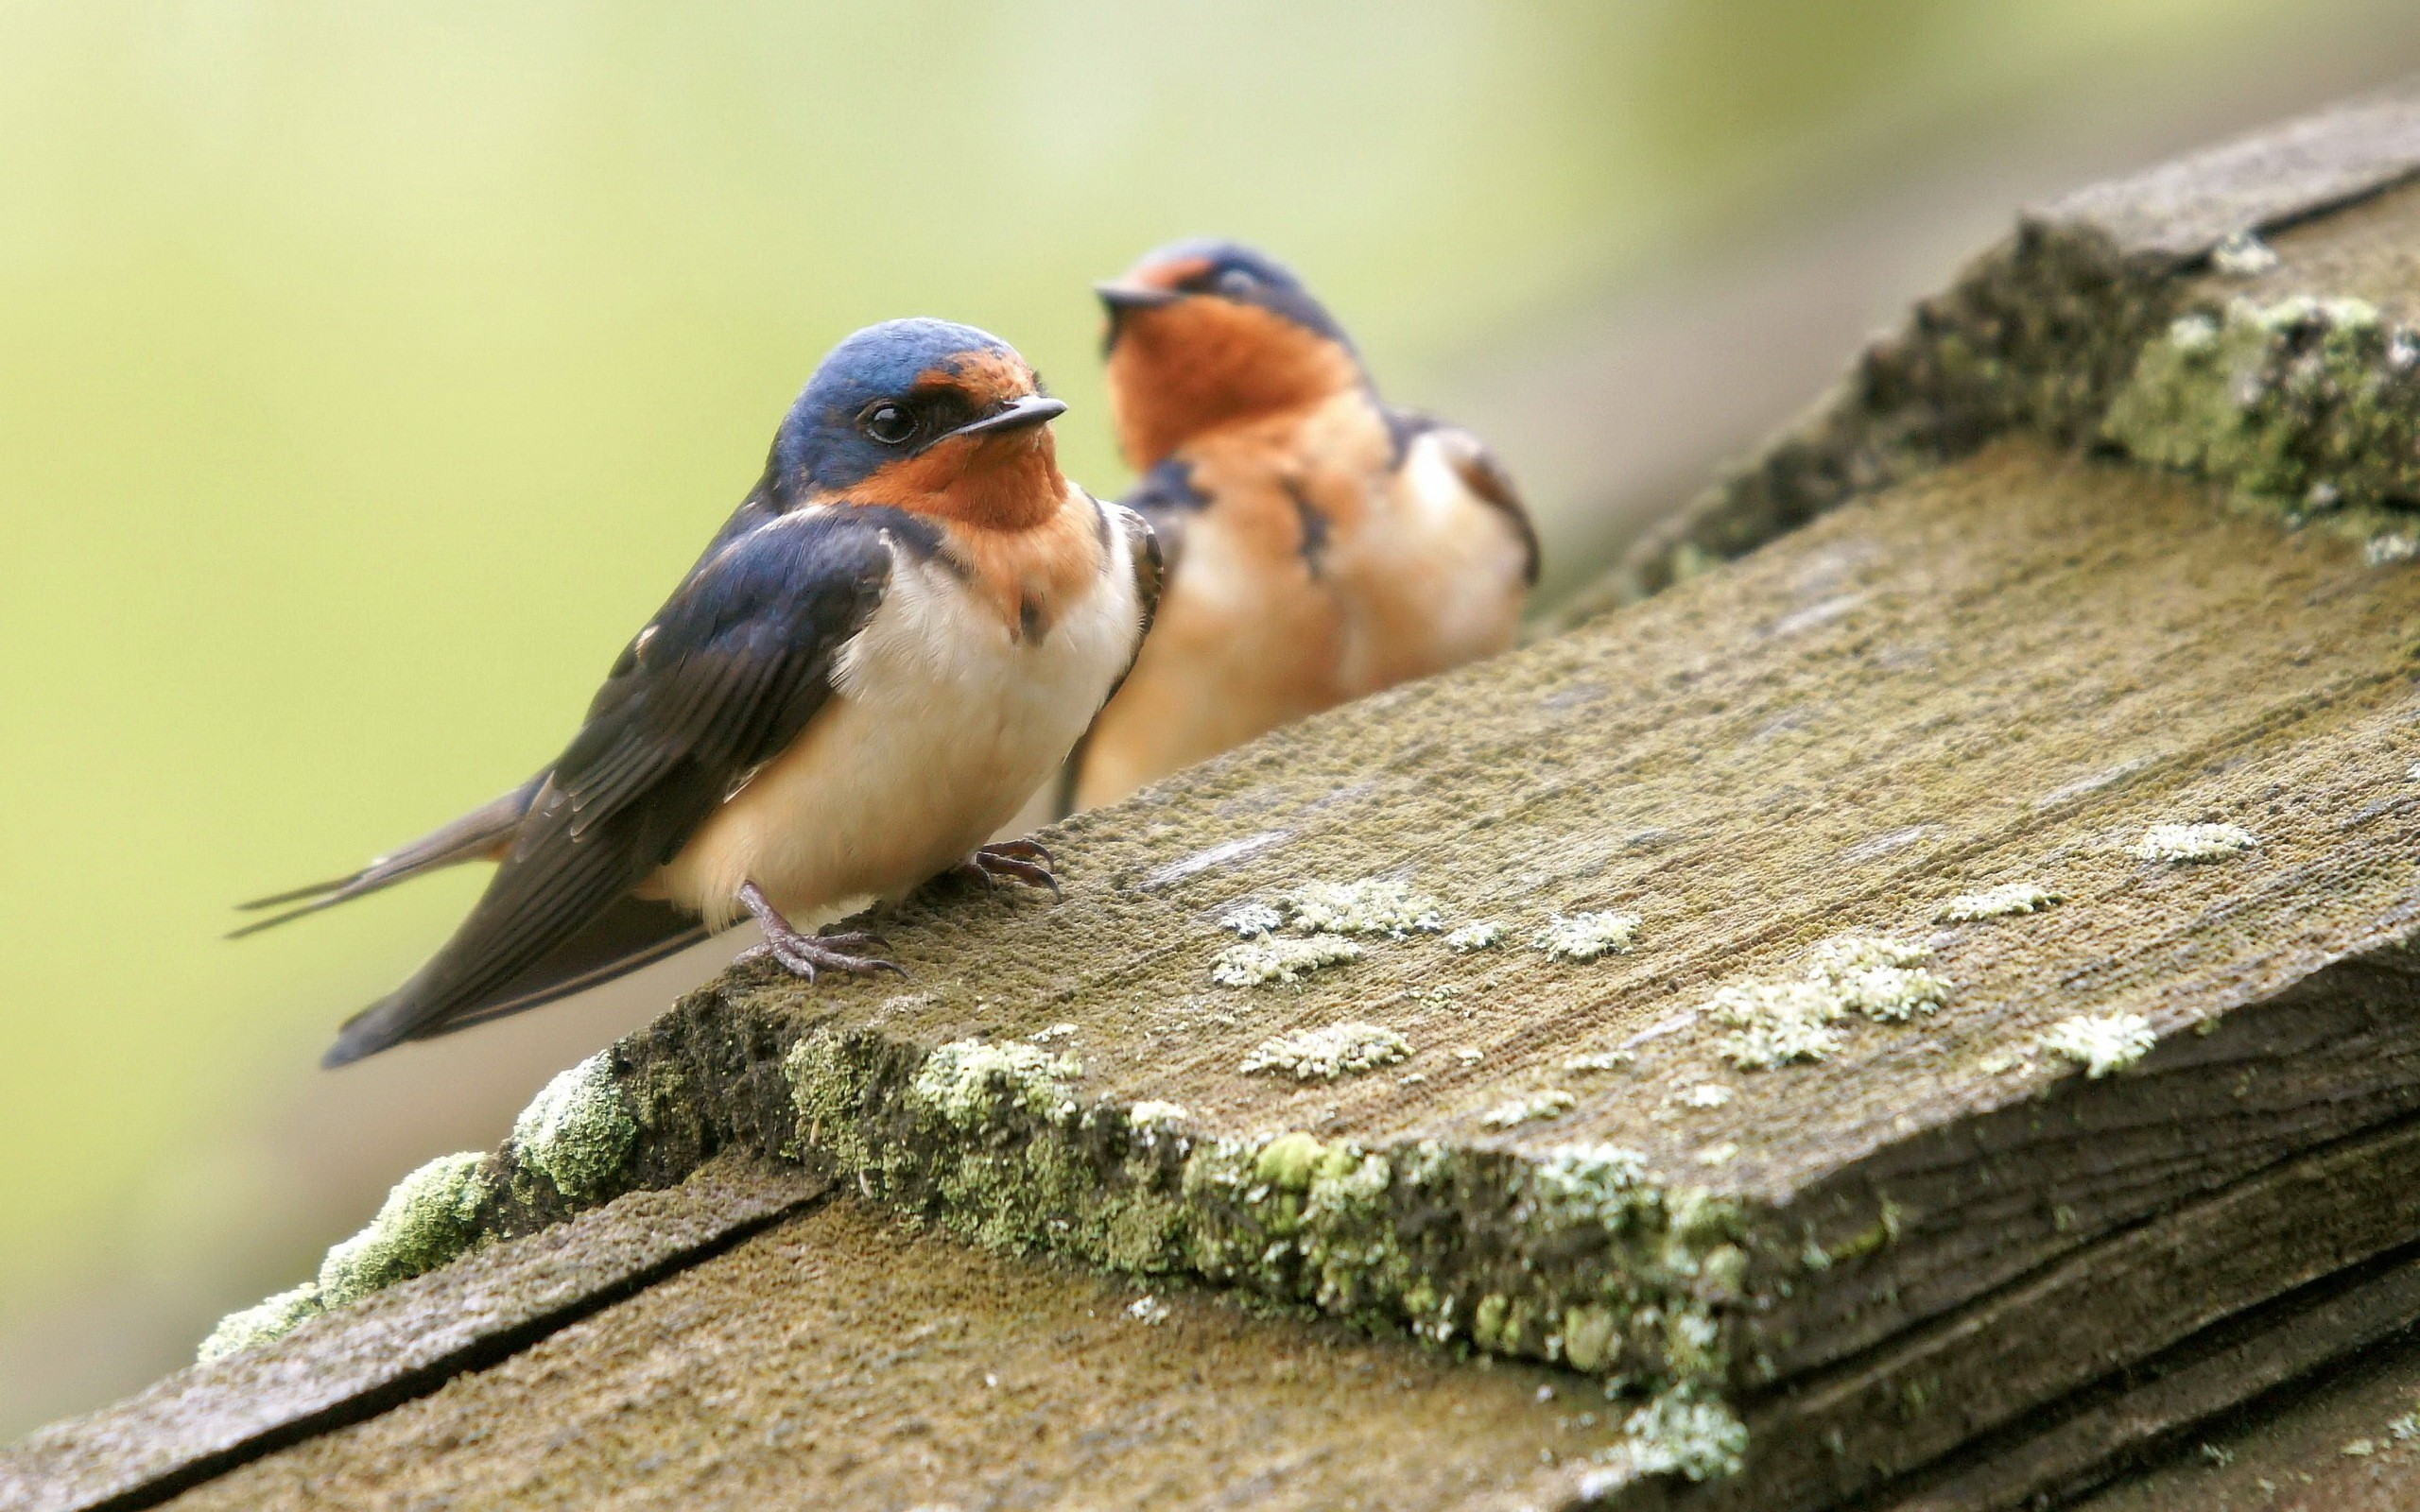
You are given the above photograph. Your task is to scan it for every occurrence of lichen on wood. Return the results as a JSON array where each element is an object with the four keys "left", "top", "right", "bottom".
[
  {"left": 510, "top": 1052, "right": 638, "bottom": 1203},
  {"left": 776, "top": 1022, "right": 1748, "bottom": 1398}
]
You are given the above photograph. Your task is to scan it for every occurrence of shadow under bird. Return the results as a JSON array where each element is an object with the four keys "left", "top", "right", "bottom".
[
  {"left": 238, "top": 318, "right": 1162, "bottom": 1068},
  {"left": 1067, "top": 239, "right": 1538, "bottom": 812}
]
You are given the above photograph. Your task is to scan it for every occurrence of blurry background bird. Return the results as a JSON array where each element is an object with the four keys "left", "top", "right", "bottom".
[
  {"left": 1071, "top": 240, "right": 1535, "bottom": 810},
  {"left": 239, "top": 318, "right": 1155, "bottom": 1067},
  {"left": 8, "top": 0, "right": 2416, "bottom": 1439}
]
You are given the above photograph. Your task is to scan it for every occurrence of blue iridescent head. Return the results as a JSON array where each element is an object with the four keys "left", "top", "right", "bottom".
[
  {"left": 767, "top": 318, "right": 1063, "bottom": 499},
  {"left": 1094, "top": 240, "right": 1364, "bottom": 469},
  {"left": 1095, "top": 239, "right": 1351, "bottom": 352}
]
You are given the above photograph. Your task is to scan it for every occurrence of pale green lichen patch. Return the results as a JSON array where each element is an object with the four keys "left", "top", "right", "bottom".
[
  {"left": 1533, "top": 911, "right": 1641, "bottom": 961},
  {"left": 1709, "top": 936, "right": 1949, "bottom": 1069},
  {"left": 1564, "top": 1050, "right": 1636, "bottom": 1074},
  {"left": 1680, "top": 1083, "right": 1734, "bottom": 1108},
  {"left": 318, "top": 1151, "right": 493, "bottom": 1309},
  {"left": 2367, "top": 530, "right": 2419, "bottom": 566},
  {"left": 1935, "top": 882, "right": 2065, "bottom": 922},
  {"left": 2209, "top": 229, "right": 2280, "bottom": 278},
  {"left": 1606, "top": 1387, "right": 1752, "bottom": 1482},
  {"left": 2041, "top": 1013, "right": 2158, "bottom": 1077},
  {"left": 1211, "top": 933, "right": 1364, "bottom": 986},
  {"left": 1220, "top": 877, "right": 1444, "bottom": 940},
  {"left": 2131, "top": 821, "right": 2257, "bottom": 862},
  {"left": 197, "top": 1280, "right": 325, "bottom": 1363},
  {"left": 1805, "top": 935, "right": 1949, "bottom": 1022},
  {"left": 776, "top": 1026, "right": 1750, "bottom": 1399},
  {"left": 912, "top": 1039, "right": 1080, "bottom": 1129},
  {"left": 1444, "top": 920, "right": 1506, "bottom": 952},
  {"left": 1128, "top": 1099, "right": 1190, "bottom": 1130},
  {"left": 1281, "top": 878, "right": 1443, "bottom": 937},
  {"left": 1710, "top": 981, "right": 1844, "bottom": 1070},
  {"left": 510, "top": 1052, "right": 637, "bottom": 1204},
  {"left": 1218, "top": 902, "right": 1286, "bottom": 937},
  {"left": 1240, "top": 1021, "right": 1411, "bottom": 1080},
  {"left": 1254, "top": 1131, "right": 1328, "bottom": 1191},
  {"left": 2104, "top": 292, "right": 2420, "bottom": 532},
  {"left": 1480, "top": 1091, "right": 1578, "bottom": 1127}
]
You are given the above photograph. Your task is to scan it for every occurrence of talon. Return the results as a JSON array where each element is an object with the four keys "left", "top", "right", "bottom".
[
  {"left": 735, "top": 882, "right": 903, "bottom": 985},
  {"left": 817, "top": 928, "right": 892, "bottom": 953},
  {"left": 970, "top": 846, "right": 1062, "bottom": 899},
  {"left": 985, "top": 837, "right": 1055, "bottom": 867}
]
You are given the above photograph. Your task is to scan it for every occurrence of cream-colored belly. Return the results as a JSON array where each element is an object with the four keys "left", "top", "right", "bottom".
[
  {"left": 1334, "top": 433, "right": 1529, "bottom": 694},
  {"left": 649, "top": 549, "right": 1135, "bottom": 930}
]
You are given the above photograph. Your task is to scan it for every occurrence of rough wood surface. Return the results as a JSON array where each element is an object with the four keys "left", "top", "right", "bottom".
[
  {"left": 2043, "top": 81, "right": 2420, "bottom": 262},
  {"left": 26, "top": 434, "right": 2420, "bottom": 1510},
  {"left": 1600, "top": 82, "right": 2420, "bottom": 609},
  {"left": 156, "top": 1198, "right": 1596, "bottom": 1512},
  {"left": 0, "top": 1158, "right": 824, "bottom": 1512},
  {"left": 1888, "top": 1252, "right": 2420, "bottom": 1510},
  {"left": 2070, "top": 1287, "right": 2420, "bottom": 1512},
  {"left": 648, "top": 436, "right": 2420, "bottom": 1505},
  {"left": 1733, "top": 1113, "right": 2420, "bottom": 1510}
]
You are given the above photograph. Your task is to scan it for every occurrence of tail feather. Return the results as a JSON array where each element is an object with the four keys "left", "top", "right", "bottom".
[
  {"left": 321, "top": 893, "right": 707, "bottom": 1068},
  {"left": 230, "top": 776, "right": 546, "bottom": 939}
]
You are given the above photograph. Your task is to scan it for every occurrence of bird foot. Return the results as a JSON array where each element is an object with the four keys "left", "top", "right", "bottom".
[
  {"left": 735, "top": 882, "right": 904, "bottom": 984},
  {"left": 952, "top": 838, "right": 1061, "bottom": 898}
]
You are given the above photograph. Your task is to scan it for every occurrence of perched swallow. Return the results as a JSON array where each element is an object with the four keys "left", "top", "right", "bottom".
[
  {"left": 240, "top": 318, "right": 1161, "bottom": 1067},
  {"left": 1070, "top": 240, "right": 1536, "bottom": 810}
]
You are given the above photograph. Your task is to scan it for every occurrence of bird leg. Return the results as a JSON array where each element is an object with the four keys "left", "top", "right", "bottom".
[
  {"left": 733, "top": 881, "right": 904, "bottom": 983},
  {"left": 950, "top": 837, "right": 1061, "bottom": 898}
]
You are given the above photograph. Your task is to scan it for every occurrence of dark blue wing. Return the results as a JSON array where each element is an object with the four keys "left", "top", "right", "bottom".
[
  {"left": 323, "top": 507, "right": 900, "bottom": 1065},
  {"left": 1118, "top": 456, "right": 1207, "bottom": 578}
]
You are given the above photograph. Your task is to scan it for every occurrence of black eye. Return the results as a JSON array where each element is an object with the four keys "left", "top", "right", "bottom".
[
  {"left": 860, "top": 402, "right": 918, "bottom": 445},
  {"left": 1216, "top": 266, "right": 1259, "bottom": 297}
]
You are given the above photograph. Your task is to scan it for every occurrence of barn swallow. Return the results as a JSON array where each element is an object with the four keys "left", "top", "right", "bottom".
[
  {"left": 1069, "top": 240, "right": 1536, "bottom": 810},
  {"left": 239, "top": 318, "right": 1161, "bottom": 1067}
]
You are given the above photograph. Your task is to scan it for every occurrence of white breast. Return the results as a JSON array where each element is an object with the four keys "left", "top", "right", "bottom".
[
  {"left": 1332, "top": 430, "right": 1530, "bottom": 694},
  {"left": 650, "top": 513, "right": 1144, "bottom": 931}
]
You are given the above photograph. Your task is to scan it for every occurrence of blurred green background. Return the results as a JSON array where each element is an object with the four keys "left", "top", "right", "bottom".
[{"left": 5, "top": 0, "right": 2418, "bottom": 1437}]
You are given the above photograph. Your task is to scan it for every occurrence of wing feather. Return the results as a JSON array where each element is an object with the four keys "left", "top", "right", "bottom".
[{"left": 322, "top": 509, "right": 896, "bottom": 1065}]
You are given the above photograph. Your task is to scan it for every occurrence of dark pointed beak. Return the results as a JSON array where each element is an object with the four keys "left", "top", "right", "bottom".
[
  {"left": 1094, "top": 281, "right": 1181, "bottom": 311},
  {"left": 946, "top": 394, "right": 1066, "bottom": 441}
]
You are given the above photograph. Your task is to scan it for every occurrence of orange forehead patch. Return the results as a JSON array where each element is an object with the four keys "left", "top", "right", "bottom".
[{"left": 915, "top": 349, "right": 1036, "bottom": 410}]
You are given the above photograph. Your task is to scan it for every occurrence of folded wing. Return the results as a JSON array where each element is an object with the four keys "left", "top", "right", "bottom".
[{"left": 321, "top": 508, "right": 896, "bottom": 1066}]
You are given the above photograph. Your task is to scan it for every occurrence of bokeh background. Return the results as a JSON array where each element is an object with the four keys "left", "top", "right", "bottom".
[{"left": 7, "top": 0, "right": 2420, "bottom": 1437}]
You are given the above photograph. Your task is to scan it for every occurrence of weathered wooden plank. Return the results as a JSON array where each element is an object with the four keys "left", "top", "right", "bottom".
[
  {"left": 1893, "top": 1252, "right": 2420, "bottom": 1510},
  {"left": 2070, "top": 1294, "right": 2420, "bottom": 1512},
  {"left": 164, "top": 430, "right": 2416, "bottom": 1506},
  {"left": 1603, "top": 83, "right": 2420, "bottom": 607},
  {"left": 2042, "top": 81, "right": 2420, "bottom": 262},
  {"left": 1755, "top": 953, "right": 2420, "bottom": 1381},
  {"left": 155, "top": 1199, "right": 1596, "bottom": 1512},
  {"left": 0, "top": 1158, "right": 824, "bottom": 1512},
  {"left": 1724, "top": 1111, "right": 2420, "bottom": 1510},
  {"left": 43, "top": 428, "right": 2420, "bottom": 1510}
]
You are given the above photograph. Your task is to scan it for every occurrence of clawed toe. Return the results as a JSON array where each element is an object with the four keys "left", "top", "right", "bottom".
[
  {"left": 984, "top": 837, "right": 1056, "bottom": 867},
  {"left": 733, "top": 883, "right": 905, "bottom": 985},
  {"left": 738, "top": 934, "right": 906, "bottom": 983},
  {"left": 814, "top": 928, "right": 893, "bottom": 954},
  {"left": 968, "top": 842, "right": 1061, "bottom": 898}
]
